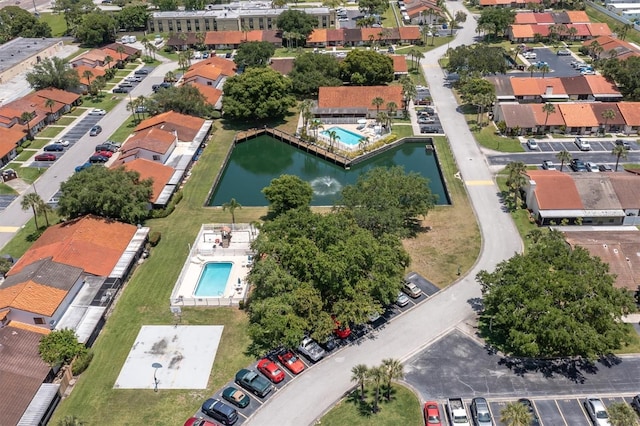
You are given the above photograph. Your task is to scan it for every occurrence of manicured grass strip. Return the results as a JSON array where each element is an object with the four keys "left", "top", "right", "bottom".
[
  {"left": 81, "top": 94, "right": 125, "bottom": 111},
  {"left": 0, "top": 183, "right": 18, "bottom": 195},
  {"left": 36, "top": 126, "right": 63, "bottom": 138},
  {"left": 320, "top": 384, "right": 423, "bottom": 426},
  {"left": 108, "top": 115, "right": 138, "bottom": 143},
  {"left": 15, "top": 149, "right": 38, "bottom": 162},
  {"left": 55, "top": 116, "right": 77, "bottom": 126},
  {"left": 66, "top": 108, "right": 86, "bottom": 117}
]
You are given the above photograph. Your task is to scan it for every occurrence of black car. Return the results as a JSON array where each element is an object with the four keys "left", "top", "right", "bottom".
[
  {"left": 570, "top": 159, "right": 587, "bottom": 172},
  {"left": 89, "top": 155, "right": 108, "bottom": 163},
  {"left": 319, "top": 335, "right": 338, "bottom": 352},
  {"left": 631, "top": 394, "right": 640, "bottom": 414},
  {"left": 615, "top": 139, "right": 631, "bottom": 150},
  {"left": 134, "top": 69, "right": 149, "bottom": 75},
  {"left": 43, "top": 143, "right": 64, "bottom": 152},
  {"left": 518, "top": 398, "right": 540, "bottom": 426},
  {"left": 598, "top": 164, "right": 613, "bottom": 172},
  {"left": 89, "top": 125, "right": 102, "bottom": 136},
  {"left": 113, "top": 87, "right": 129, "bottom": 93},
  {"left": 421, "top": 126, "right": 438, "bottom": 134},
  {"left": 201, "top": 398, "right": 238, "bottom": 425},
  {"left": 95, "top": 143, "right": 118, "bottom": 152}
]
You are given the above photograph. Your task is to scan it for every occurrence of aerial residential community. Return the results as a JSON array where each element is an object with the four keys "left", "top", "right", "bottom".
[{"left": 1, "top": 0, "right": 640, "bottom": 424}]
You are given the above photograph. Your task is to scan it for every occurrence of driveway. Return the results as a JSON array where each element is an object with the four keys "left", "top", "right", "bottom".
[{"left": 245, "top": 1, "right": 523, "bottom": 424}]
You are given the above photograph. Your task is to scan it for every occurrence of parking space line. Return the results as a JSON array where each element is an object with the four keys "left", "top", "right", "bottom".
[{"left": 554, "top": 400, "right": 568, "bottom": 426}]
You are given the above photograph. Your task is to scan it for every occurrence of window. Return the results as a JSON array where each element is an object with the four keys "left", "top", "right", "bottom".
[
  {"left": 168, "top": 22, "right": 173, "bottom": 31},
  {"left": 213, "top": 21, "right": 218, "bottom": 31},
  {"left": 195, "top": 21, "right": 200, "bottom": 31},
  {"left": 187, "top": 19, "right": 192, "bottom": 31},
  {"left": 177, "top": 21, "right": 182, "bottom": 31},
  {"left": 34, "top": 317, "right": 45, "bottom": 325},
  {"left": 267, "top": 18, "right": 272, "bottom": 29},
  {"left": 158, "top": 23, "right": 163, "bottom": 32},
  {"left": 149, "top": 22, "right": 155, "bottom": 32},
  {"left": 205, "top": 19, "right": 210, "bottom": 30},
  {"left": 152, "top": 155, "right": 161, "bottom": 161},
  {"left": 207, "top": 81, "right": 212, "bottom": 86}
]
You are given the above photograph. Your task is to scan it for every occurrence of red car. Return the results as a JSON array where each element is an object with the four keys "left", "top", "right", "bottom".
[
  {"left": 423, "top": 401, "right": 442, "bottom": 426},
  {"left": 35, "top": 153, "right": 57, "bottom": 161},
  {"left": 257, "top": 358, "right": 285, "bottom": 383},
  {"left": 94, "top": 150, "right": 113, "bottom": 157},
  {"left": 183, "top": 417, "right": 219, "bottom": 426},
  {"left": 332, "top": 315, "right": 351, "bottom": 339},
  {"left": 277, "top": 349, "right": 305, "bottom": 375}
]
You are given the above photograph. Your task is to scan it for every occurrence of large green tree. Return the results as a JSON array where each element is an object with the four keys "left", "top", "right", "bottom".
[
  {"left": 358, "top": 0, "right": 389, "bottom": 15},
  {"left": 75, "top": 12, "right": 116, "bottom": 46},
  {"left": 38, "top": 329, "right": 86, "bottom": 367},
  {"left": 340, "top": 50, "right": 394, "bottom": 85},
  {"left": 289, "top": 52, "right": 342, "bottom": 97},
  {"left": 0, "top": 6, "right": 51, "bottom": 43},
  {"left": 276, "top": 10, "right": 318, "bottom": 42},
  {"left": 338, "top": 166, "right": 436, "bottom": 238},
  {"left": 477, "top": 230, "right": 636, "bottom": 359},
  {"left": 116, "top": 5, "right": 149, "bottom": 31},
  {"left": 262, "top": 174, "right": 313, "bottom": 217},
  {"left": 233, "top": 41, "right": 276, "bottom": 68},
  {"left": 477, "top": 7, "right": 516, "bottom": 39},
  {"left": 26, "top": 57, "right": 80, "bottom": 91},
  {"left": 601, "top": 56, "right": 640, "bottom": 100},
  {"left": 58, "top": 166, "right": 153, "bottom": 224},
  {"left": 446, "top": 45, "right": 508, "bottom": 76},
  {"left": 148, "top": 84, "right": 213, "bottom": 117},
  {"left": 222, "top": 67, "right": 296, "bottom": 120},
  {"left": 53, "top": 0, "right": 95, "bottom": 34},
  {"left": 246, "top": 208, "right": 410, "bottom": 353}
]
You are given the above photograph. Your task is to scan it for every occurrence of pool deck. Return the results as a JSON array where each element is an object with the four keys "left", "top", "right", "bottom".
[
  {"left": 170, "top": 224, "right": 258, "bottom": 307},
  {"left": 319, "top": 122, "right": 386, "bottom": 151}
]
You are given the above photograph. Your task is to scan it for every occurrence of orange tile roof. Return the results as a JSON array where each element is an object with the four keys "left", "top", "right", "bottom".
[
  {"left": 0, "top": 281, "right": 67, "bottom": 317},
  {"left": 245, "top": 30, "right": 265, "bottom": 42},
  {"left": 590, "top": 103, "right": 625, "bottom": 125},
  {"left": 534, "top": 13, "right": 554, "bottom": 24},
  {"left": 318, "top": 86, "right": 403, "bottom": 110},
  {"left": 9, "top": 215, "right": 137, "bottom": 277},
  {"left": 188, "top": 82, "right": 222, "bottom": 105},
  {"left": 537, "top": 77, "right": 567, "bottom": 96},
  {"left": 530, "top": 103, "right": 565, "bottom": 126},
  {"left": 101, "top": 47, "right": 121, "bottom": 60},
  {"left": 511, "top": 78, "right": 541, "bottom": 96},
  {"left": 135, "top": 111, "right": 206, "bottom": 141},
  {"left": 617, "top": 102, "right": 640, "bottom": 125},
  {"left": 73, "top": 65, "right": 106, "bottom": 81},
  {"left": 567, "top": 23, "right": 590, "bottom": 37},
  {"left": 398, "top": 26, "right": 421, "bottom": 40},
  {"left": 479, "top": 0, "right": 496, "bottom": 5},
  {"left": 124, "top": 128, "right": 176, "bottom": 154},
  {"left": 183, "top": 65, "right": 222, "bottom": 83},
  {"left": 115, "top": 159, "right": 174, "bottom": 203},
  {"left": 34, "top": 88, "right": 80, "bottom": 105},
  {"left": 391, "top": 55, "right": 408, "bottom": 73},
  {"left": 510, "top": 25, "right": 535, "bottom": 39},
  {"left": 588, "top": 23, "right": 611, "bottom": 37},
  {"left": 189, "top": 57, "right": 236, "bottom": 76},
  {"left": 515, "top": 13, "right": 538, "bottom": 25},
  {"left": 526, "top": 170, "right": 583, "bottom": 210},
  {"left": 205, "top": 31, "right": 244, "bottom": 45},
  {"left": 0, "top": 309, "right": 9, "bottom": 321},
  {"left": 583, "top": 75, "right": 620, "bottom": 95},
  {"left": 0, "top": 127, "right": 25, "bottom": 157},
  {"left": 7, "top": 320, "right": 51, "bottom": 335},
  {"left": 74, "top": 49, "right": 107, "bottom": 62},
  {"left": 558, "top": 103, "right": 599, "bottom": 127},
  {"left": 565, "top": 11, "right": 589, "bottom": 23},
  {"left": 308, "top": 29, "right": 327, "bottom": 44}
]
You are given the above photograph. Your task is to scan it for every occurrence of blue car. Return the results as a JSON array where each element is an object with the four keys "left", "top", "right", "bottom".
[{"left": 75, "top": 162, "right": 92, "bottom": 172}]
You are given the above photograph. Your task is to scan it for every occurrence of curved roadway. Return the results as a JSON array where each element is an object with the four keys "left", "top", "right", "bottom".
[{"left": 246, "top": 3, "right": 523, "bottom": 425}]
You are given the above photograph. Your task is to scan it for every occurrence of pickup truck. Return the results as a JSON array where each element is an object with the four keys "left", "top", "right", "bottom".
[
  {"left": 447, "top": 397, "right": 471, "bottom": 426},
  {"left": 298, "top": 337, "right": 326, "bottom": 362}
]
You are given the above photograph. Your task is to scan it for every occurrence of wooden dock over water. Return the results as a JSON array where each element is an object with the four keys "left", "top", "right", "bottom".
[{"left": 235, "top": 127, "right": 353, "bottom": 169}]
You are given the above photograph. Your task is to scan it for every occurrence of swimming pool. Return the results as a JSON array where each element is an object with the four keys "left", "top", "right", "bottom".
[
  {"left": 321, "top": 127, "right": 363, "bottom": 146},
  {"left": 194, "top": 262, "right": 233, "bottom": 297}
]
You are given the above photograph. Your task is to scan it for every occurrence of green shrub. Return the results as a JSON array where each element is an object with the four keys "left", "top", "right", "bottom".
[
  {"left": 16, "top": 146, "right": 23, "bottom": 154},
  {"left": 211, "top": 110, "right": 221, "bottom": 119},
  {"left": 149, "top": 231, "right": 161, "bottom": 246},
  {"left": 172, "top": 191, "right": 183, "bottom": 205},
  {"left": 72, "top": 350, "right": 93, "bottom": 376},
  {"left": 21, "top": 141, "right": 31, "bottom": 149}
]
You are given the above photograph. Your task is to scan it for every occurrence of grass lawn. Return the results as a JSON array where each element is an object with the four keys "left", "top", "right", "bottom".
[
  {"left": 2, "top": 211, "right": 63, "bottom": 259},
  {"left": 14, "top": 149, "right": 38, "bottom": 162},
  {"left": 417, "top": 36, "right": 453, "bottom": 52},
  {"left": 586, "top": 6, "right": 640, "bottom": 46},
  {"left": 475, "top": 125, "right": 524, "bottom": 152},
  {"left": 392, "top": 125, "right": 415, "bottom": 139},
  {"left": 82, "top": 94, "right": 126, "bottom": 110},
  {"left": 406, "top": 60, "right": 427, "bottom": 87},
  {"left": 382, "top": 3, "right": 400, "bottom": 28},
  {"left": 65, "top": 107, "right": 87, "bottom": 117},
  {"left": 55, "top": 116, "right": 77, "bottom": 126},
  {"left": 320, "top": 384, "right": 423, "bottom": 426},
  {"left": 39, "top": 12, "right": 67, "bottom": 37},
  {"left": 5, "top": 165, "right": 47, "bottom": 184},
  {"left": 30, "top": 139, "right": 50, "bottom": 149},
  {"left": 618, "top": 324, "right": 640, "bottom": 354},
  {"left": 108, "top": 115, "right": 138, "bottom": 143},
  {"left": 36, "top": 126, "right": 64, "bottom": 139},
  {"left": 0, "top": 183, "right": 17, "bottom": 195}
]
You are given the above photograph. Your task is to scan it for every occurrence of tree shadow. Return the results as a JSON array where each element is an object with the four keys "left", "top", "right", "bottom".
[
  {"left": 467, "top": 297, "right": 484, "bottom": 313},
  {"left": 345, "top": 389, "right": 373, "bottom": 417},
  {"left": 496, "top": 356, "right": 603, "bottom": 384}
]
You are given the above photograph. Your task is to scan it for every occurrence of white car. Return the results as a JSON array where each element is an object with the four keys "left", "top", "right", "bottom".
[
  {"left": 522, "top": 51, "right": 537, "bottom": 59},
  {"left": 526, "top": 139, "right": 538, "bottom": 150},
  {"left": 575, "top": 137, "right": 591, "bottom": 151},
  {"left": 50, "top": 139, "right": 69, "bottom": 147},
  {"left": 586, "top": 162, "right": 600, "bottom": 172},
  {"left": 88, "top": 108, "right": 106, "bottom": 116}
]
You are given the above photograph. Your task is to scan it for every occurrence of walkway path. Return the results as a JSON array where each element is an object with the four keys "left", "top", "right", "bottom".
[{"left": 246, "top": 3, "right": 523, "bottom": 425}]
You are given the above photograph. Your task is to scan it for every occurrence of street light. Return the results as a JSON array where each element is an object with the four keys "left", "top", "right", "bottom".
[{"left": 152, "top": 362, "right": 162, "bottom": 392}]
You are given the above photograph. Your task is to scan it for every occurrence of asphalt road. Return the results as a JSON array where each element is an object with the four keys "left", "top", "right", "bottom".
[
  {"left": 245, "top": 2, "right": 523, "bottom": 425},
  {"left": 0, "top": 57, "right": 176, "bottom": 249}
]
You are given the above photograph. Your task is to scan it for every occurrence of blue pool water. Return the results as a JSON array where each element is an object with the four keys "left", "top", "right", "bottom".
[
  {"left": 194, "top": 262, "right": 233, "bottom": 297},
  {"left": 321, "top": 127, "right": 363, "bottom": 146}
]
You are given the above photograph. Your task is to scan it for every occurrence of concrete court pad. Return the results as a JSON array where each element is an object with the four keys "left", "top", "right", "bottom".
[{"left": 115, "top": 325, "right": 223, "bottom": 390}]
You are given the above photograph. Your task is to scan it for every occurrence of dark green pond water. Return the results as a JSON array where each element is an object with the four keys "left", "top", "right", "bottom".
[{"left": 208, "top": 135, "right": 450, "bottom": 207}]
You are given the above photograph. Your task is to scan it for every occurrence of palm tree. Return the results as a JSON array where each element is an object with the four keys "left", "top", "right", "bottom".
[
  {"left": 20, "top": 111, "right": 35, "bottom": 138},
  {"left": 601, "top": 109, "right": 616, "bottom": 135},
  {"left": 37, "top": 197, "right": 53, "bottom": 227},
  {"left": 327, "top": 130, "right": 340, "bottom": 153},
  {"left": 568, "top": 26, "right": 578, "bottom": 42},
  {"left": 104, "top": 55, "right": 113, "bottom": 69},
  {"left": 222, "top": 198, "right": 242, "bottom": 223},
  {"left": 350, "top": 364, "right": 369, "bottom": 401},
  {"left": 386, "top": 101, "right": 398, "bottom": 117},
  {"left": 528, "top": 64, "right": 537, "bottom": 78},
  {"left": 310, "top": 119, "right": 323, "bottom": 141},
  {"left": 542, "top": 102, "right": 556, "bottom": 130},
  {"left": 504, "top": 161, "right": 528, "bottom": 209},
  {"left": 299, "top": 99, "right": 314, "bottom": 131},
  {"left": 371, "top": 97, "right": 384, "bottom": 117},
  {"left": 367, "top": 366, "right": 385, "bottom": 413},
  {"left": 400, "top": 76, "right": 416, "bottom": 114},
  {"left": 612, "top": 144, "right": 628, "bottom": 172},
  {"left": 45, "top": 98, "right": 56, "bottom": 123},
  {"left": 500, "top": 402, "right": 532, "bottom": 426},
  {"left": 381, "top": 358, "right": 404, "bottom": 401},
  {"left": 539, "top": 64, "right": 550, "bottom": 78},
  {"left": 82, "top": 69, "right": 94, "bottom": 88},
  {"left": 556, "top": 149, "right": 572, "bottom": 172},
  {"left": 116, "top": 45, "right": 125, "bottom": 64},
  {"left": 21, "top": 192, "right": 42, "bottom": 229}
]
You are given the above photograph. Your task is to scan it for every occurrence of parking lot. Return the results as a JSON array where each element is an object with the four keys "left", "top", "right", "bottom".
[
  {"left": 416, "top": 102, "right": 444, "bottom": 134},
  {"left": 193, "top": 272, "right": 440, "bottom": 425},
  {"left": 515, "top": 47, "right": 584, "bottom": 78},
  {"left": 522, "top": 137, "right": 638, "bottom": 154}
]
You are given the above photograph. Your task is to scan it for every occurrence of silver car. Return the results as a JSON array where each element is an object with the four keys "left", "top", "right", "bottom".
[
  {"left": 584, "top": 397, "right": 610, "bottom": 426},
  {"left": 396, "top": 292, "right": 410, "bottom": 307},
  {"left": 471, "top": 397, "right": 493, "bottom": 426},
  {"left": 298, "top": 337, "right": 326, "bottom": 363}
]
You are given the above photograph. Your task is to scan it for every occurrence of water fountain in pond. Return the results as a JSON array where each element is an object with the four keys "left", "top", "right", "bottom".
[{"left": 310, "top": 176, "right": 343, "bottom": 196}]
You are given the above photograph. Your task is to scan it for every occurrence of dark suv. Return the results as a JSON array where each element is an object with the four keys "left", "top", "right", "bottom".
[
  {"left": 615, "top": 139, "right": 631, "bottom": 150},
  {"left": 95, "top": 144, "right": 118, "bottom": 153},
  {"left": 201, "top": 398, "right": 238, "bottom": 425},
  {"left": 570, "top": 159, "right": 587, "bottom": 172},
  {"left": 43, "top": 143, "right": 64, "bottom": 152}
]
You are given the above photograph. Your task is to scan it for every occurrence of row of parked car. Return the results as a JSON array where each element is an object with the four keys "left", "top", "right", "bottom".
[
  {"left": 186, "top": 281, "right": 425, "bottom": 425},
  {"left": 113, "top": 69, "right": 149, "bottom": 93},
  {"left": 74, "top": 141, "right": 121, "bottom": 172}
]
